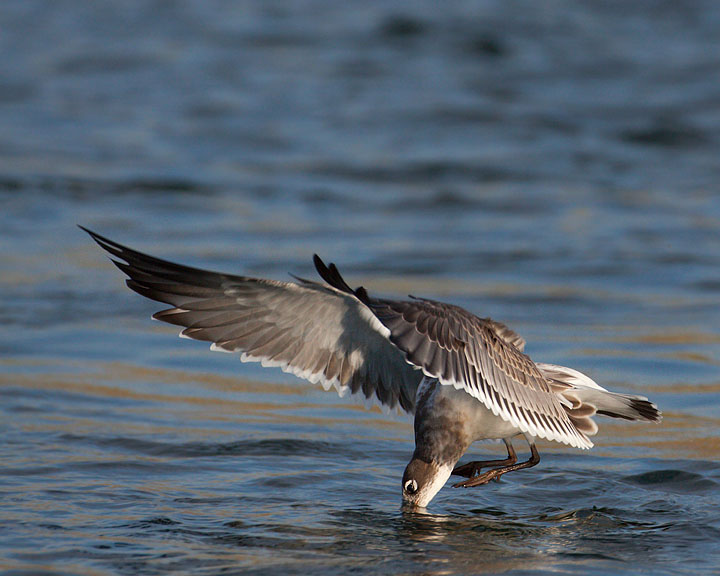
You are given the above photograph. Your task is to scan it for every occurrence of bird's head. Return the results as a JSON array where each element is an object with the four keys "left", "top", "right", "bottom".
[{"left": 401, "top": 457, "right": 452, "bottom": 508}]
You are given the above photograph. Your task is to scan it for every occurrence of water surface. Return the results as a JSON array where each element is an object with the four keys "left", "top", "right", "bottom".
[{"left": 2, "top": 1, "right": 720, "bottom": 574}]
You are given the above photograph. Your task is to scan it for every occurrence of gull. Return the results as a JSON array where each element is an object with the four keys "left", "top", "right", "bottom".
[{"left": 82, "top": 227, "right": 661, "bottom": 508}]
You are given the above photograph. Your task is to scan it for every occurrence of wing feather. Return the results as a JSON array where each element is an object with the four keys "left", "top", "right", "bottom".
[
  {"left": 362, "top": 297, "right": 592, "bottom": 449},
  {"left": 82, "top": 227, "right": 421, "bottom": 412},
  {"left": 85, "top": 227, "right": 624, "bottom": 447}
]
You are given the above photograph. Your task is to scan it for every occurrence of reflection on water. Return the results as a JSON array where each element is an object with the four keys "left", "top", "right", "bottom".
[
  {"left": 2, "top": 358, "right": 720, "bottom": 575},
  {"left": 2, "top": 0, "right": 720, "bottom": 574}
]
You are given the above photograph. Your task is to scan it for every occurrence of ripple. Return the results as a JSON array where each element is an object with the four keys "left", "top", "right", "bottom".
[
  {"left": 3, "top": 0, "right": 720, "bottom": 574},
  {"left": 620, "top": 120, "right": 708, "bottom": 148},
  {"left": 128, "top": 517, "right": 181, "bottom": 529},
  {"left": 378, "top": 15, "right": 428, "bottom": 39},
  {"left": 59, "top": 433, "right": 353, "bottom": 458},
  {"left": 623, "top": 469, "right": 718, "bottom": 493}
]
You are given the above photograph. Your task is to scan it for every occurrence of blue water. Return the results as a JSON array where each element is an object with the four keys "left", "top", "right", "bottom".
[{"left": 2, "top": 1, "right": 720, "bottom": 574}]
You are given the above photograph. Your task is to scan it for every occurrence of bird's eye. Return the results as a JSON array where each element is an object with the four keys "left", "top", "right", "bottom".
[{"left": 404, "top": 479, "right": 418, "bottom": 494}]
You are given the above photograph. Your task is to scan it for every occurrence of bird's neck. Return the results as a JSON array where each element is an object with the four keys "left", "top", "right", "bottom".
[{"left": 413, "top": 377, "right": 474, "bottom": 466}]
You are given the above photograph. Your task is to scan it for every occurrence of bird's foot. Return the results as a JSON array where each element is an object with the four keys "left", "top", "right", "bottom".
[
  {"left": 452, "top": 462, "right": 482, "bottom": 478},
  {"left": 452, "top": 442, "right": 540, "bottom": 488},
  {"left": 451, "top": 454, "right": 518, "bottom": 478},
  {"left": 452, "top": 468, "right": 504, "bottom": 488}
]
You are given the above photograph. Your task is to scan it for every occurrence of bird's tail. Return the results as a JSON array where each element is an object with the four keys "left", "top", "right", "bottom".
[{"left": 537, "top": 362, "right": 662, "bottom": 436}]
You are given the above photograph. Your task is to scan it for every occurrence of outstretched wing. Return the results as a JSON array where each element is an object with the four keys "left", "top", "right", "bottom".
[
  {"left": 370, "top": 297, "right": 591, "bottom": 448},
  {"left": 313, "top": 257, "right": 591, "bottom": 449},
  {"left": 82, "top": 228, "right": 421, "bottom": 412}
]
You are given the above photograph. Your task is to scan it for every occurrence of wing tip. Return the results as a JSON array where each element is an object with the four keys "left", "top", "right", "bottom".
[
  {"left": 78, "top": 225, "right": 114, "bottom": 250},
  {"left": 313, "top": 254, "right": 354, "bottom": 295}
]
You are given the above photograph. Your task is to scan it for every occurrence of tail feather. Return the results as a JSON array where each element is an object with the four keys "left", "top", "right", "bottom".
[
  {"left": 536, "top": 362, "right": 662, "bottom": 437},
  {"left": 582, "top": 389, "right": 661, "bottom": 422},
  {"left": 595, "top": 393, "right": 662, "bottom": 422}
]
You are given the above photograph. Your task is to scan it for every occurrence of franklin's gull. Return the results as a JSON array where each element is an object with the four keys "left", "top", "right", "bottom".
[{"left": 83, "top": 227, "right": 661, "bottom": 508}]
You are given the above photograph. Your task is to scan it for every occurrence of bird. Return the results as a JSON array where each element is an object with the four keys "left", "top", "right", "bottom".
[{"left": 82, "top": 227, "right": 661, "bottom": 508}]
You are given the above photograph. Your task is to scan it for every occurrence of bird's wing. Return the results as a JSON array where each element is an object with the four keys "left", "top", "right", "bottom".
[
  {"left": 366, "top": 296, "right": 591, "bottom": 448},
  {"left": 82, "top": 228, "right": 422, "bottom": 412},
  {"left": 310, "top": 254, "right": 590, "bottom": 449},
  {"left": 482, "top": 318, "right": 526, "bottom": 352}
]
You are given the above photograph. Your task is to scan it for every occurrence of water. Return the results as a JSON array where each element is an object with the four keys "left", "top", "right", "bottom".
[{"left": 2, "top": 1, "right": 720, "bottom": 574}]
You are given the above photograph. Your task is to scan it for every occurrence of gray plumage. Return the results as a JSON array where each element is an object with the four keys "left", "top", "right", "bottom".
[{"left": 82, "top": 227, "right": 661, "bottom": 508}]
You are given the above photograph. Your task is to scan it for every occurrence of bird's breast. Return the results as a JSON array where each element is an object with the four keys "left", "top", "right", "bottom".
[{"left": 413, "top": 377, "right": 521, "bottom": 465}]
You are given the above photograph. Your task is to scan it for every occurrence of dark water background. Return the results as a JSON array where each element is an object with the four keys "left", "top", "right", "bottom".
[{"left": 2, "top": 1, "right": 720, "bottom": 574}]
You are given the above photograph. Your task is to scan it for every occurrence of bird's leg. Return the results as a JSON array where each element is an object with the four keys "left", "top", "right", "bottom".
[
  {"left": 453, "top": 441, "right": 540, "bottom": 488},
  {"left": 452, "top": 439, "right": 517, "bottom": 478}
]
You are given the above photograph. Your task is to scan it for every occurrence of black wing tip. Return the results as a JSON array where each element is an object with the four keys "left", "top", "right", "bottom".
[
  {"left": 313, "top": 254, "right": 353, "bottom": 294},
  {"left": 79, "top": 224, "right": 103, "bottom": 246},
  {"left": 312, "top": 254, "right": 333, "bottom": 285},
  {"left": 78, "top": 225, "right": 127, "bottom": 256},
  {"left": 313, "top": 254, "right": 372, "bottom": 304},
  {"left": 78, "top": 224, "right": 107, "bottom": 244}
]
